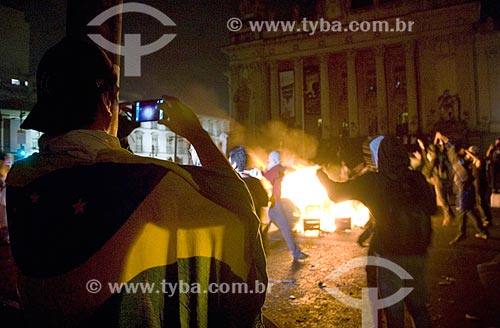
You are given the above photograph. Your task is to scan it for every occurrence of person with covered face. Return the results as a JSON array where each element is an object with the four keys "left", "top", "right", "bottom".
[
  {"left": 229, "top": 146, "right": 269, "bottom": 219},
  {"left": 416, "top": 138, "right": 454, "bottom": 226},
  {"left": 317, "top": 136, "right": 436, "bottom": 328},
  {"left": 263, "top": 150, "right": 308, "bottom": 262}
]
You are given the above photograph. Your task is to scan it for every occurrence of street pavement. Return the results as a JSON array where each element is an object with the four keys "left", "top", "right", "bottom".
[
  {"left": 1, "top": 209, "right": 500, "bottom": 327},
  {"left": 263, "top": 209, "right": 500, "bottom": 328}
]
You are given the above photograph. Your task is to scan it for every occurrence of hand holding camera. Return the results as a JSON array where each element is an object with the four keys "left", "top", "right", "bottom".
[
  {"left": 131, "top": 96, "right": 230, "bottom": 167},
  {"left": 157, "top": 96, "right": 204, "bottom": 139}
]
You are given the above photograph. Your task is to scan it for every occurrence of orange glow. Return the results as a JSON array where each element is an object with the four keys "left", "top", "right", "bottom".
[{"left": 280, "top": 165, "right": 370, "bottom": 232}]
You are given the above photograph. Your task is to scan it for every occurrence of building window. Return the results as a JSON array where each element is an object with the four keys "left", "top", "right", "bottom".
[
  {"left": 351, "top": 0, "right": 373, "bottom": 9},
  {"left": 177, "top": 138, "right": 189, "bottom": 155},
  {"left": 166, "top": 135, "right": 175, "bottom": 153},
  {"left": 133, "top": 131, "right": 143, "bottom": 153},
  {"left": 151, "top": 133, "right": 158, "bottom": 157},
  {"left": 32, "top": 137, "right": 39, "bottom": 149},
  {"left": 209, "top": 121, "right": 215, "bottom": 135}
]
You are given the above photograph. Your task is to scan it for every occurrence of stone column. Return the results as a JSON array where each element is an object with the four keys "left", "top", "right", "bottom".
[
  {"left": 227, "top": 65, "right": 238, "bottom": 119},
  {"left": 228, "top": 64, "right": 239, "bottom": 121},
  {"left": 320, "top": 53, "right": 331, "bottom": 139},
  {"left": 405, "top": 40, "right": 418, "bottom": 135},
  {"left": 347, "top": 49, "right": 359, "bottom": 137},
  {"left": 248, "top": 63, "right": 259, "bottom": 139},
  {"left": 269, "top": 61, "right": 280, "bottom": 120},
  {"left": 474, "top": 39, "right": 491, "bottom": 131},
  {"left": 294, "top": 57, "right": 304, "bottom": 130},
  {"left": 375, "top": 45, "right": 388, "bottom": 134},
  {"left": 256, "top": 61, "right": 270, "bottom": 123}
]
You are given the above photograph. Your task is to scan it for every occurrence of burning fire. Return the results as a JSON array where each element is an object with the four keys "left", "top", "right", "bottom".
[{"left": 280, "top": 165, "right": 370, "bottom": 233}]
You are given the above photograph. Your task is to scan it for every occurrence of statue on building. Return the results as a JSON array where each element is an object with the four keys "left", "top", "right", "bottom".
[
  {"left": 434, "top": 89, "right": 467, "bottom": 142},
  {"left": 438, "top": 89, "right": 461, "bottom": 121}
]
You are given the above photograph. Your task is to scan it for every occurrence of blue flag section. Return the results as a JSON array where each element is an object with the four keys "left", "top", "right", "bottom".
[{"left": 8, "top": 163, "right": 168, "bottom": 278}]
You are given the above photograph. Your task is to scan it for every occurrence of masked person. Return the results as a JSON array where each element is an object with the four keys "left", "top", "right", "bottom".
[
  {"left": 229, "top": 146, "right": 268, "bottom": 219},
  {"left": 317, "top": 136, "right": 435, "bottom": 328},
  {"left": 6, "top": 37, "right": 267, "bottom": 328},
  {"left": 263, "top": 151, "right": 308, "bottom": 262}
]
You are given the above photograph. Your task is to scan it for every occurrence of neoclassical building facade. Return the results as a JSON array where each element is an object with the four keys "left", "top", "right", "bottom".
[
  {"left": 128, "top": 115, "right": 230, "bottom": 164},
  {"left": 224, "top": 0, "right": 500, "bottom": 151}
]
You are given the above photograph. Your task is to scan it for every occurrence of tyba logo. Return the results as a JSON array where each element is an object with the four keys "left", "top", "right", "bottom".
[
  {"left": 324, "top": 256, "right": 414, "bottom": 328},
  {"left": 88, "top": 2, "right": 176, "bottom": 77}
]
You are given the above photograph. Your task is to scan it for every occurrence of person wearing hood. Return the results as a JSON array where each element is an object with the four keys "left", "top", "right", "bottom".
[
  {"left": 263, "top": 151, "right": 309, "bottom": 262},
  {"left": 317, "top": 136, "right": 436, "bottom": 328}
]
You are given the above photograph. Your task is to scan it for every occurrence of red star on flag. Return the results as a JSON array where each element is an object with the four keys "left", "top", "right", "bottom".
[{"left": 72, "top": 199, "right": 87, "bottom": 215}]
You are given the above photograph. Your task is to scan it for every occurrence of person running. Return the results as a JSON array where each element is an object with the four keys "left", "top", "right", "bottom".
[{"left": 263, "top": 151, "right": 308, "bottom": 262}]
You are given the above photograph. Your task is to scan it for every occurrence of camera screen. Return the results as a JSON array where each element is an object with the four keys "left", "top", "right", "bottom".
[{"left": 135, "top": 99, "right": 164, "bottom": 122}]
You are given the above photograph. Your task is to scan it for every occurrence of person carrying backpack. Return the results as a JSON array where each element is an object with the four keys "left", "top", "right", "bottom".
[{"left": 317, "top": 135, "right": 436, "bottom": 328}]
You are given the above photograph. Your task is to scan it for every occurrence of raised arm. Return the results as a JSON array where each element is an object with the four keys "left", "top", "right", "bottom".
[
  {"left": 416, "top": 139, "right": 433, "bottom": 179},
  {"left": 435, "top": 132, "right": 469, "bottom": 182},
  {"left": 158, "top": 96, "right": 231, "bottom": 168}
]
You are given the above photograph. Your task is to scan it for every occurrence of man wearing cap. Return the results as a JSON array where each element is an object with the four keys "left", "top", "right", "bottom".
[{"left": 6, "top": 37, "right": 267, "bottom": 327}]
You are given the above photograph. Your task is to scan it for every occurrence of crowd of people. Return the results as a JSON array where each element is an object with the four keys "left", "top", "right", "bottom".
[
  {"left": 316, "top": 132, "right": 499, "bottom": 327},
  {"left": 414, "top": 132, "right": 495, "bottom": 244},
  {"left": 2, "top": 35, "right": 499, "bottom": 327}
]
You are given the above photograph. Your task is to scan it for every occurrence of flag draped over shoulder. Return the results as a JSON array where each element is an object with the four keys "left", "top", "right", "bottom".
[{"left": 7, "top": 147, "right": 267, "bottom": 328}]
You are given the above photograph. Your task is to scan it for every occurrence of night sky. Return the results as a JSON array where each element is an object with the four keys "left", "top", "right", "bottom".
[{"left": 0, "top": 0, "right": 239, "bottom": 115}]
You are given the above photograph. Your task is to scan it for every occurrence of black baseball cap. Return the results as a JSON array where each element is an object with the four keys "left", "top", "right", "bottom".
[{"left": 21, "top": 37, "right": 118, "bottom": 133}]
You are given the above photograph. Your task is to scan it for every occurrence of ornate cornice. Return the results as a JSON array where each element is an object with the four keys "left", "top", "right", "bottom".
[{"left": 223, "top": 2, "right": 480, "bottom": 65}]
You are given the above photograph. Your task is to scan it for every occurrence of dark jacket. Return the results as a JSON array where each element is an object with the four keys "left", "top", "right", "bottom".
[
  {"left": 318, "top": 136, "right": 436, "bottom": 256},
  {"left": 242, "top": 176, "right": 269, "bottom": 218}
]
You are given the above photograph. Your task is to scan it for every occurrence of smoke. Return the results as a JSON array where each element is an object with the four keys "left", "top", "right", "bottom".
[
  {"left": 169, "top": 83, "right": 320, "bottom": 169},
  {"left": 178, "top": 83, "right": 229, "bottom": 119},
  {"left": 229, "top": 120, "right": 319, "bottom": 171}
]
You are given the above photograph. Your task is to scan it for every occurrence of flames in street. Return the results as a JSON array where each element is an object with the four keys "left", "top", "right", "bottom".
[{"left": 280, "top": 165, "right": 370, "bottom": 233}]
